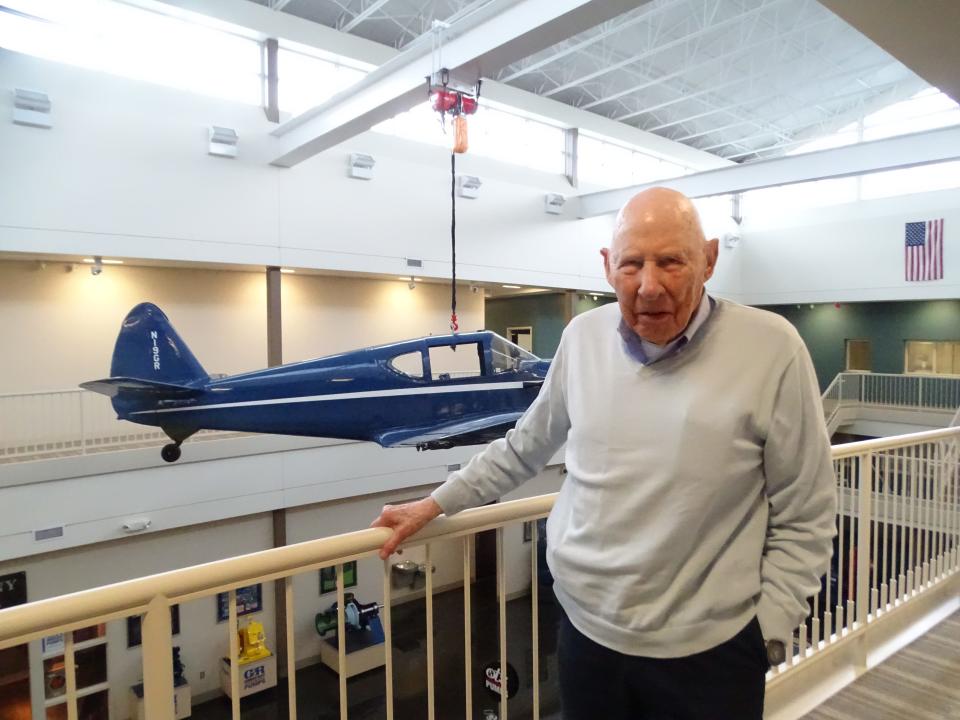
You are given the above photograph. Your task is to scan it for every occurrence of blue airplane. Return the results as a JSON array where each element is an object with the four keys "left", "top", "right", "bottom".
[{"left": 81, "top": 303, "right": 550, "bottom": 462}]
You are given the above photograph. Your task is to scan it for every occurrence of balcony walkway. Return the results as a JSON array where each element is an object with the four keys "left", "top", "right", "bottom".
[{"left": 803, "top": 611, "right": 960, "bottom": 720}]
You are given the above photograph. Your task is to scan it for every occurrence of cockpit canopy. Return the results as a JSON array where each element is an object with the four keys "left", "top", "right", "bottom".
[{"left": 386, "top": 331, "right": 539, "bottom": 381}]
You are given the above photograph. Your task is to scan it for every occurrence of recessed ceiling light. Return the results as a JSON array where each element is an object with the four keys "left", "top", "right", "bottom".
[
  {"left": 397, "top": 276, "right": 422, "bottom": 282},
  {"left": 501, "top": 284, "right": 521, "bottom": 289},
  {"left": 82, "top": 258, "right": 123, "bottom": 264},
  {"left": 280, "top": 268, "right": 295, "bottom": 274}
]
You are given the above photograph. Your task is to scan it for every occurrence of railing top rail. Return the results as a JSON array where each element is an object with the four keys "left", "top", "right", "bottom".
[
  {"left": 845, "top": 371, "right": 960, "bottom": 380},
  {"left": 1, "top": 424, "right": 957, "bottom": 650},
  {"left": 0, "top": 388, "right": 84, "bottom": 399},
  {"left": 0, "top": 493, "right": 554, "bottom": 650},
  {"left": 830, "top": 425, "right": 960, "bottom": 459}
]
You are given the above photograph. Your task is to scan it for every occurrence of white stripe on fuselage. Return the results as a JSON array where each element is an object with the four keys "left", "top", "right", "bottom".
[{"left": 130, "top": 381, "right": 526, "bottom": 415}]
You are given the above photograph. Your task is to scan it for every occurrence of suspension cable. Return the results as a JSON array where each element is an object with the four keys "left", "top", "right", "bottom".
[{"left": 450, "top": 152, "right": 458, "bottom": 333}]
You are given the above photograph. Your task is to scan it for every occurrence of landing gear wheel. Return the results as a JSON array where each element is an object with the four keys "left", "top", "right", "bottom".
[{"left": 161, "top": 443, "right": 182, "bottom": 463}]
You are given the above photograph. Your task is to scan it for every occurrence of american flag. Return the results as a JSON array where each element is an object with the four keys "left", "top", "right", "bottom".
[{"left": 905, "top": 219, "right": 944, "bottom": 282}]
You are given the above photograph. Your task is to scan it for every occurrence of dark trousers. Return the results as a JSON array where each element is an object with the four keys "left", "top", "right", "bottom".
[{"left": 558, "top": 614, "right": 768, "bottom": 720}]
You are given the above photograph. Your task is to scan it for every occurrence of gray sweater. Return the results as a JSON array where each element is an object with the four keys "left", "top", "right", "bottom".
[{"left": 432, "top": 299, "right": 836, "bottom": 657}]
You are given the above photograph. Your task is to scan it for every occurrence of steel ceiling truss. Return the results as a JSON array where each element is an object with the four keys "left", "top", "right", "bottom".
[
  {"left": 488, "top": 0, "right": 915, "bottom": 160},
  {"left": 266, "top": 0, "right": 933, "bottom": 162}
]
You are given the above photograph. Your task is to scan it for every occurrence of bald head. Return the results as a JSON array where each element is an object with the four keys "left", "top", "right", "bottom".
[
  {"left": 601, "top": 187, "right": 718, "bottom": 345},
  {"left": 611, "top": 187, "right": 706, "bottom": 260}
]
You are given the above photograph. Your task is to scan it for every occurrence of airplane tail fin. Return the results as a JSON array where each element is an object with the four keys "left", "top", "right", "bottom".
[{"left": 102, "top": 302, "right": 208, "bottom": 389}]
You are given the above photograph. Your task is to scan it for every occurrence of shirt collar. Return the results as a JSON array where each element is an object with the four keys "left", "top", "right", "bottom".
[{"left": 617, "top": 291, "right": 714, "bottom": 366}]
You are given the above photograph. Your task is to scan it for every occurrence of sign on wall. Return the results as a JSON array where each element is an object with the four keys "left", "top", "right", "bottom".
[{"left": 0, "top": 571, "right": 26, "bottom": 608}]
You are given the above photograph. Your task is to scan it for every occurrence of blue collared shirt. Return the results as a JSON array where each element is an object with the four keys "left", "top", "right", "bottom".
[{"left": 617, "top": 291, "right": 715, "bottom": 365}]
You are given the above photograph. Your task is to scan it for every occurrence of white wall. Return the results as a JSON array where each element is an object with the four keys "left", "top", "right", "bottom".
[
  {"left": 738, "top": 188, "right": 960, "bottom": 305},
  {"left": 0, "top": 259, "right": 483, "bottom": 394},
  {"left": 0, "top": 50, "right": 616, "bottom": 293},
  {"left": 0, "top": 261, "right": 266, "bottom": 394},
  {"left": 0, "top": 465, "right": 564, "bottom": 718},
  {"left": 281, "top": 272, "right": 483, "bottom": 363}
]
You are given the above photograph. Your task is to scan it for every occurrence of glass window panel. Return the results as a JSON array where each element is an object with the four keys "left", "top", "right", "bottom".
[
  {"left": 0, "top": 0, "right": 261, "bottom": 105},
  {"left": 375, "top": 104, "right": 564, "bottom": 173},
  {"left": 278, "top": 48, "right": 368, "bottom": 116},
  {"left": 72, "top": 624, "right": 105, "bottom": 644},
  {"left": 429, "top": 344, "right": 482, "bottom": 379},
  {"left": 742, "top": 176, "right": 858, "bottom": 215},
  {"left": 863, "top": 88, "right": 959, "bottom": 140},
  {"left": 43, "top": 658, "right": 67, "bottom": 701},
  {"left": 905, "top": 341, "right": 936, "bottom": 374},
  {"left": 787, "top": 127, "right": 859, "bottom": 156},
  {"left": 388, "top": 351, "right": 424, "bottom": 379},
  {"left": 75, "top": 645, "right": 107, "bottom": 690},
  {"left": 860, "top": 160, "right": 960, "bottom": 200},
  {"left": 846, "top": 340, "right": 871, "bottom": 371},
  {"left": 934, "top": 341, "right": 954, "bottom": 375},
  {"left": 578, "top": 134, "right": 691, "bottom": 188}
]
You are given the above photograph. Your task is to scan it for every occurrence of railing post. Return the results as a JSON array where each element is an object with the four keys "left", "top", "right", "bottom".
[
  {"left": 918, "top": 376, "right": 924, "bottom": 408},
  {"left": 78, "top": 392, "right": 87, "bottom": 455},
  {"left": 856, "top": 452, "right": 873, "bottom": 627},
  {"left": 142, "top": 594, "right": 175, "bottom": 720}
]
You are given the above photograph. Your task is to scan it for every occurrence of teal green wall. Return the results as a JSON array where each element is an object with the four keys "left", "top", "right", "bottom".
[
  {"left": 763, "top": 300, "right": 960, "bottom": 391},
  {"left": 486, "top": 293, "right": 617, "bottom": 358},
  {"left": 486, "top": 293, "right": 568, "bottom": 358},
  {"left": 484, "top": 295, "right": 960, "bottom": 394},
  {"left": 575, "top": 294, "right": 616, "bottom": 315}
]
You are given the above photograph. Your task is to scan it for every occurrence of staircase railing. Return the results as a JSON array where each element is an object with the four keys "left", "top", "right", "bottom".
[{"left": 822, "top": 372, "right": 960, "bottom": 435}]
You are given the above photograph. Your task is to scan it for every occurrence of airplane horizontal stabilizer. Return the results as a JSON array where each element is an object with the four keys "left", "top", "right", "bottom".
[
  {"left": 80, "top": 377, "right": 203, "bottom": 398},
  {"left": 377, "top": 412, "right": 523, "bottom": 449}
]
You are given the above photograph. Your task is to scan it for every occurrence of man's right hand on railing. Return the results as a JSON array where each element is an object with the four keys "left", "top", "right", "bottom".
[{"left": 370, "top": 497, "right": 443, "bottom": 560}]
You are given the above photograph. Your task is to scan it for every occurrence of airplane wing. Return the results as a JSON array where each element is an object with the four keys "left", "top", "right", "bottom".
[
  {"left": 80, "top": 377, "right": 203, "bottom": 398},
  {"left": 376, "top": 411, "right": 524, "bottom": 450}
]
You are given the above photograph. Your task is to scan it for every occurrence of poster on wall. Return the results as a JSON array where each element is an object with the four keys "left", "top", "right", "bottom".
[
  {"left": 216, "top": 584, "right": 262, "bottom": 623},
  {"left": 319, "top": 562, "right": 357, "bottom": 595}
]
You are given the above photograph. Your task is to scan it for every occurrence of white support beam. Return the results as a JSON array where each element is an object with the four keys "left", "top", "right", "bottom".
[
  {"left": 150, "top": 0, "right": 720, "bottom": 170},
  {"left": 572, "top": 125, "right": 960, "bottom": 218},
  {"left": 269, "top": 0, "right": 643, "bottom": 167}
]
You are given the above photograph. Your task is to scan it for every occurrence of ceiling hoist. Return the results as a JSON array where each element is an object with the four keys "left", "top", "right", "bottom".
[{"left": 426, "top": 21, "right": 481, "bottom": 336}]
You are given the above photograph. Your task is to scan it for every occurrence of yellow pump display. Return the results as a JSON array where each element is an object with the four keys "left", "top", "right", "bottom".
[{"left": 237, "top": 620, "right": 272, "bottom": 665}]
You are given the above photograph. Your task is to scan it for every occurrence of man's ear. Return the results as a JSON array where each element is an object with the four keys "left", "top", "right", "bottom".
[
  {"left": 703, "top": 238, "right": 719, "bottom": 281},
  {"left": 600, "top": 247, "right": 612, "bottom": 279}
]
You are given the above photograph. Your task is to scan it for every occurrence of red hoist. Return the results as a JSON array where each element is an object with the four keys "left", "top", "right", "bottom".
[{"left": 427, "top": 69, "right": 482, "bottom": 333}]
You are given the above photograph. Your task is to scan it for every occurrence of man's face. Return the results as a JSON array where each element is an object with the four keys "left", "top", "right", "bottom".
[{"left": 602, "top": 208, "right": 718, "bottom": 346}]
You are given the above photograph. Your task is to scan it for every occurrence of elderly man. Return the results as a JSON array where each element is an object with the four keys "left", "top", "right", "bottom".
[{"left": 372, "top": 187, "right": 836, "bottom": 719}]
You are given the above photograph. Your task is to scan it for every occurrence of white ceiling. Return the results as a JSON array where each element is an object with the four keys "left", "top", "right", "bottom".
[{"left": 251, "top": 0, "right": 933, "bottom": 162}]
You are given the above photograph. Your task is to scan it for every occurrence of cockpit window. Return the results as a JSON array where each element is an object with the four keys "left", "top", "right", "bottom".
[
  {"left": 429, "top": 343, "right": 482, "bottom": 380},
  {"left": 389, "top": 351, "right": 424, "bottom": 379},
  {"left": 490, "top": 334, "right": 537, "bottom": 374}
]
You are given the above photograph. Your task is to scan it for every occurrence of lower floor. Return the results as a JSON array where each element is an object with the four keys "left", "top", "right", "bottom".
[{"left": 192, "top": 580, "right": 563, "bottom": 720}]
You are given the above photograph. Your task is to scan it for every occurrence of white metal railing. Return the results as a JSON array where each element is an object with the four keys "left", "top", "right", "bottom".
[
  {"left": 822, "top": 372, "right": 960, "bottom": 434},
  {"left": 773, "top": 427, "right": 960, "bottom": 678},
  {"left": 0, "top": 429, "right": 957, "bottom": 720},
  {"left": 0, "top": 389, "right": 237, "bottom": 462}
]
